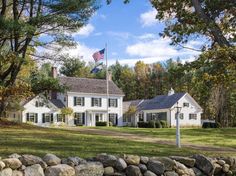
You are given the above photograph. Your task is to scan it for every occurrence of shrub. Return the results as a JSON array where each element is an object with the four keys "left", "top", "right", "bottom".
[
  {"left": 109, "top": 122, "right": 113, "bottom": 126},
  {"left": 160, "top": 120, "right": 168, "bottom": 128},
  {"left": 202, "top": 122, "right": 220, "bottom": 128},
  {"left": 96, "top": 121, "right": 107, "bottom": 126},
  {"left": 148, "top": 121, "right": 156, "bottom": 128},
  {"left": 155, "top": 121, "right": 162, "bottom": 128},
  {"left": 137, "top": 121, "right": 148, "bottom": 128}
]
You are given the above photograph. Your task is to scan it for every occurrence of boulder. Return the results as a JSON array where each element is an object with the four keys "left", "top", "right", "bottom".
[
  {"left": 123, "top": 155, "right": 140, "bottom": 165},
  {"left": 140, "top": 156, "right": 149, "bottom": 164},
  {"left": 170, "top": 156, "right": 196, "bottom": 167},
  {"left": 115, "top": 158, "right": 127, "bottom": 171},
  {"left": 24, "top": 164, "right": 44, "bottom": 176},
  {"left": 217, "top": 159, "right": 226, "bottom": 166},
  {"left": 213, "top": 163, "right": 222, "bottom": 175},
  {"left": 164, "top": 171, "right": 178, "bottom": 176},
  {"left": 104, "top": 167, "right": 114, "bottom": 175},
  {"left": 138, "top": 164, "right": 147, "bottom": 173},
  {"left": 147, "top": 160, "right": 165, "bottom": 175},
  {"left": 19, "top": 154, "right": 46, "bottom": 168},
  {"left": 12, "top": 170, "right": 23, "bottom": 176},
  {"left": 45, "top": 164, "right": 75, "bottom": 176},
  {"left": 2, "top": 158, "right": 22, "bottom": 169},
  {"left": 193, "top": 154, "right": 214, "bottom": 176},
  {"left": 75, "top": 162, "right": 104, "bottom": 176},
  {"left": 175, "top": 161, "right": 195, "bottom": 176},
  {"left": 125, "top": 165, "right": 142, "bottom": 176},
  {"left": 62, "top": 157, "right": 86, "bottom": 166},
  {"left": 192, "top": 167, "right": 205, "bottom": 176},
  {"left": 8, "top": 153, "right": 21, "bottom": 159},
  {"left": 43, "top": 154, "right": 61, "bottom": 166},
  {"left": 222, "top": 164, "right": 230, "bottom": 173},
  {"left": 96, "top": 154, "right": 117, "bottom": 167},
  {"left": 0, "top": 161, "right": 5, "bottom": 171},
  {"left": 143, "top": 170, "right": 157, "bottom": 176},
  {"left": 150, "top": 157, "right": 175, "bottom": 171},
  {"left": 0, "top": 168, "right": 12, "bottom": 176}
]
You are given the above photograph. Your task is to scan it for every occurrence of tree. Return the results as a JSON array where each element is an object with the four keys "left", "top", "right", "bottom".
[
  {"left": 0, "top": 0, "right": 98, "bottom": 116},
  {"left": 60, "top": 57, "right": 91, "bottom": 77}
]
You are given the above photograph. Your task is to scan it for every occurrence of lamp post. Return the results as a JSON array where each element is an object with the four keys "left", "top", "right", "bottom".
[{"left": 175, "top": 101, "right": 182, "bottom": 148}]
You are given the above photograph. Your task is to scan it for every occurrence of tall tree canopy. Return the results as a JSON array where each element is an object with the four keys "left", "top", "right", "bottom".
[{"left": 0, "top": 0, "right": 98, "bottom": 115}]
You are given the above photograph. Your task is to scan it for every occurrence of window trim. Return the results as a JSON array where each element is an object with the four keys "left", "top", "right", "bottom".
[
  {"left": 189, "top": 113, "right": 197, "bottom": 120},
  {"left": 91, "top": 98, "right": 102, "bottom": 107},
  {"left": 109, "top": 98, "right": 118, "bottom": 107},
  {"left": 74, "top": 97, "right": 85, "bottom": 106},
  {"left": 26, "top": 113, "right": 38, "bottom": 123},
  {"left": 42, "top": 113, "right": 53, "bottom": 123}
]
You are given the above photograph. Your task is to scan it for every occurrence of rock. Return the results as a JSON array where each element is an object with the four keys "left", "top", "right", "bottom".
[
  {"left": 217, "top": 159, "right": 226, "bottom": 166},
  {"left": 214, "top": 163, "right": 222, "bottom": 175},
  {"left": 19, "top": 154, "right": 46, "bottom": 168},
  {"left": 96, "top": 154, "right": 117, "bottom": 167},
  {"left": 2, "top": 158, "right": 22, "bottom": 169},
  {"left": 0, "top": 161, "right": 5, "bottom": 171},
  {"left": 164, "top": 171, "right": 178, "bottom": 176},
  {"left": 62, "top": 157, "right": 86, "bottom": 166},
  {"left": 192, "top": 167, "right": 205, "bottom": 176},
  {"left": 193, "top": 167, "right": 206, "bottom": 176},
  {"left": 140, "top": 156, "right": 149, "bottom": 164},
  {"left": 104, "top": 167, "right": 114, "bottom": 175},
  {"left": 147, "top": 160, "right": 165, "bottom": 175},
  {"left": 175, "top": 161, "right": 195, "bottom": 176},
  {"left": 193, "top": 154, "right": 214, "bottom": 176},
  {"left": 115, "top": 158, "right": 127, "bottom": 171},
  {"left": 123, "top": 155, "right": 140, "bottom": 165},
  {"left": 24, "top": 164, "right": 44, "bottom": 176},
  {"left": 43, "top": 154, "right": 61, "bottom": 166},
  {"left": 170, "top": 156, "right": 196, "bottom": 167},
  {"left": 138, "top": 164, "right": 147, "bottom": 173},
  {"left": 8, "top": 153, "right": 21, "bottom": 159},
  {"left": 75, "top": 162, "right": 104, "bottom": 176},
  {"left": 45, "top": 164, "right": 75, "bottom": 176},
  {"left": 150, "top": 157, "right": 175, "bottom": 171},
  {"left": 143, "top": 170, "right": 157, "bottom": 176},
  {"left": 223, "top": 164, "right": 230, "bottom": 173},
  {"left": 126, "top": 165, "right": 142, "bottom": 176},
  {"left": 0, "top": 168, "right": 12, "bottom": 176},
  {"left": 19, "top": 165, "right": 26, "bottom": 171},
  {"left": 12, "top": 170, "right": 23, "bottom": 176}
]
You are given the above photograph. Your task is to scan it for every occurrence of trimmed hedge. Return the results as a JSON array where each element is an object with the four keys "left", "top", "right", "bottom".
[
  {"left": 202, "top": 122, "right": 221, "bottom": 128},
  {"left": 137, "top": 120, "right": 168, "bottom": 128},
  {"left": 96, "top": 121, "right": 107, "bottom": 126}
]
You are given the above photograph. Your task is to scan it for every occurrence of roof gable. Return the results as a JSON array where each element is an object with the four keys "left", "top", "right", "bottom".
[{"left": 59, "top": 76, "right": 124, "bottom": 96}]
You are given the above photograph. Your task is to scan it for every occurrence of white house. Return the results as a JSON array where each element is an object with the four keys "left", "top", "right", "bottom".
[
  {"left": 6, "top": 67, "right": 124, "bottom": 127},
  {"left": 123, "top": 89, "right": 203, "bottom": 127}
]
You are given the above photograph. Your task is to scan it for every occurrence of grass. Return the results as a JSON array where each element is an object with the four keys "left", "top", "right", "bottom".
[
  {"left": 0, "top": 121, "right": 235, "bottom": 158},
  {"left": 94, "top": 127, "right": 236, "bottom": 149}
]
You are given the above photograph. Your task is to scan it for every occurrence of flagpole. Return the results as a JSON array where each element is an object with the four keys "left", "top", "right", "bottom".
[{"left": 105, "top": 43, "right": 109, "bottom": 127}]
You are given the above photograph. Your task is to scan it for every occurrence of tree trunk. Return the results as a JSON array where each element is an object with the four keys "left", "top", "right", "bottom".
[
  {"left": 0, "top": 100, "right": 6, "bottom": 118},
  {"left": 214, "top": 85, "right": 228, "bottom": 127}
]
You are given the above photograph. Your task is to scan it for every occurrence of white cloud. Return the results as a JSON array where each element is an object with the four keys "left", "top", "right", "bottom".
[
  {"left": 74, "top": 24, "right": 95, "bottom": 37},
  {"left": 126, "top": 37, "right": 201, "bottom": 61},
  {"left": 140, "top": 9, "right": 158, "bottom": 27},
  {"left": 138, "top": 33, "right": 156, "bottom": 40}
]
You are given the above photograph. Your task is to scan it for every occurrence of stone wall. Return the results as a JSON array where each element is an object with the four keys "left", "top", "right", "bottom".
[{"left": 0, "top": 153, "right": 235, "bottom": 176}]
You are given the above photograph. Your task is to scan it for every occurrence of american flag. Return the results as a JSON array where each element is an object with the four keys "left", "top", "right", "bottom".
[{"left": 92, "top": 48, "right": 105, "bottom": 62}]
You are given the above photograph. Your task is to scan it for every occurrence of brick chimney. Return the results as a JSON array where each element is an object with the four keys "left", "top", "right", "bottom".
[
  {"left": 51, "top": 67, "right": 57, "bottom": 99},
  {"left": 51, "top": 67, "right": 57, "bottom": 78}
]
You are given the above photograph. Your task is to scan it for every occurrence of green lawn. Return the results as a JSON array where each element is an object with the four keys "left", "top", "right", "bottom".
[
  {"left": 0, "top": 123, "right": 235, "bottom": 158},
  {"left": 95, "top": 127, "right": 236, "bottom": 149}
]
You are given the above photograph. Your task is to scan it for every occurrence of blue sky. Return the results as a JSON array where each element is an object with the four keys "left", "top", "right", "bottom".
[{"left": 42, "top": 0, "right": 203, "bottom": 66}]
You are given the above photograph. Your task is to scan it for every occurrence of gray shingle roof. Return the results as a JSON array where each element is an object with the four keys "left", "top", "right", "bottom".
[
  {"left": 50, "top": 99, "right": 65, "bottom": 108},
  {"left": 138, "top": 93, "right": 186, "bottom": 110},
  {"left": 59, "top": 77, "right": 124, "bottom": 96}
]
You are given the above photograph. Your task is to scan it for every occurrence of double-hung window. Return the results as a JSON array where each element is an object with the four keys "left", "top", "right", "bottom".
[
  {"left": 189, "top": 114, "right": 197, "bottom": 120},
  {"left": 57, "top": 114, "right": 66, "bottom": 122},
  {"left": 109, "top": 99, "right": 118, "bottom": 107},
  {"left": 74, "top": 97, "right": 85, "bottom": 106},
  {"left": 26, "top": 113, "right": 38, "bottom": 123},
  {"left": 42, "top": 113, "right": 53, "bottom": 123},
  {"left": 91, "top": 98, "right": 102, "bottom": 107},
  {"left": 74, "top": 113, "right": 85, "bottom": 125}
]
